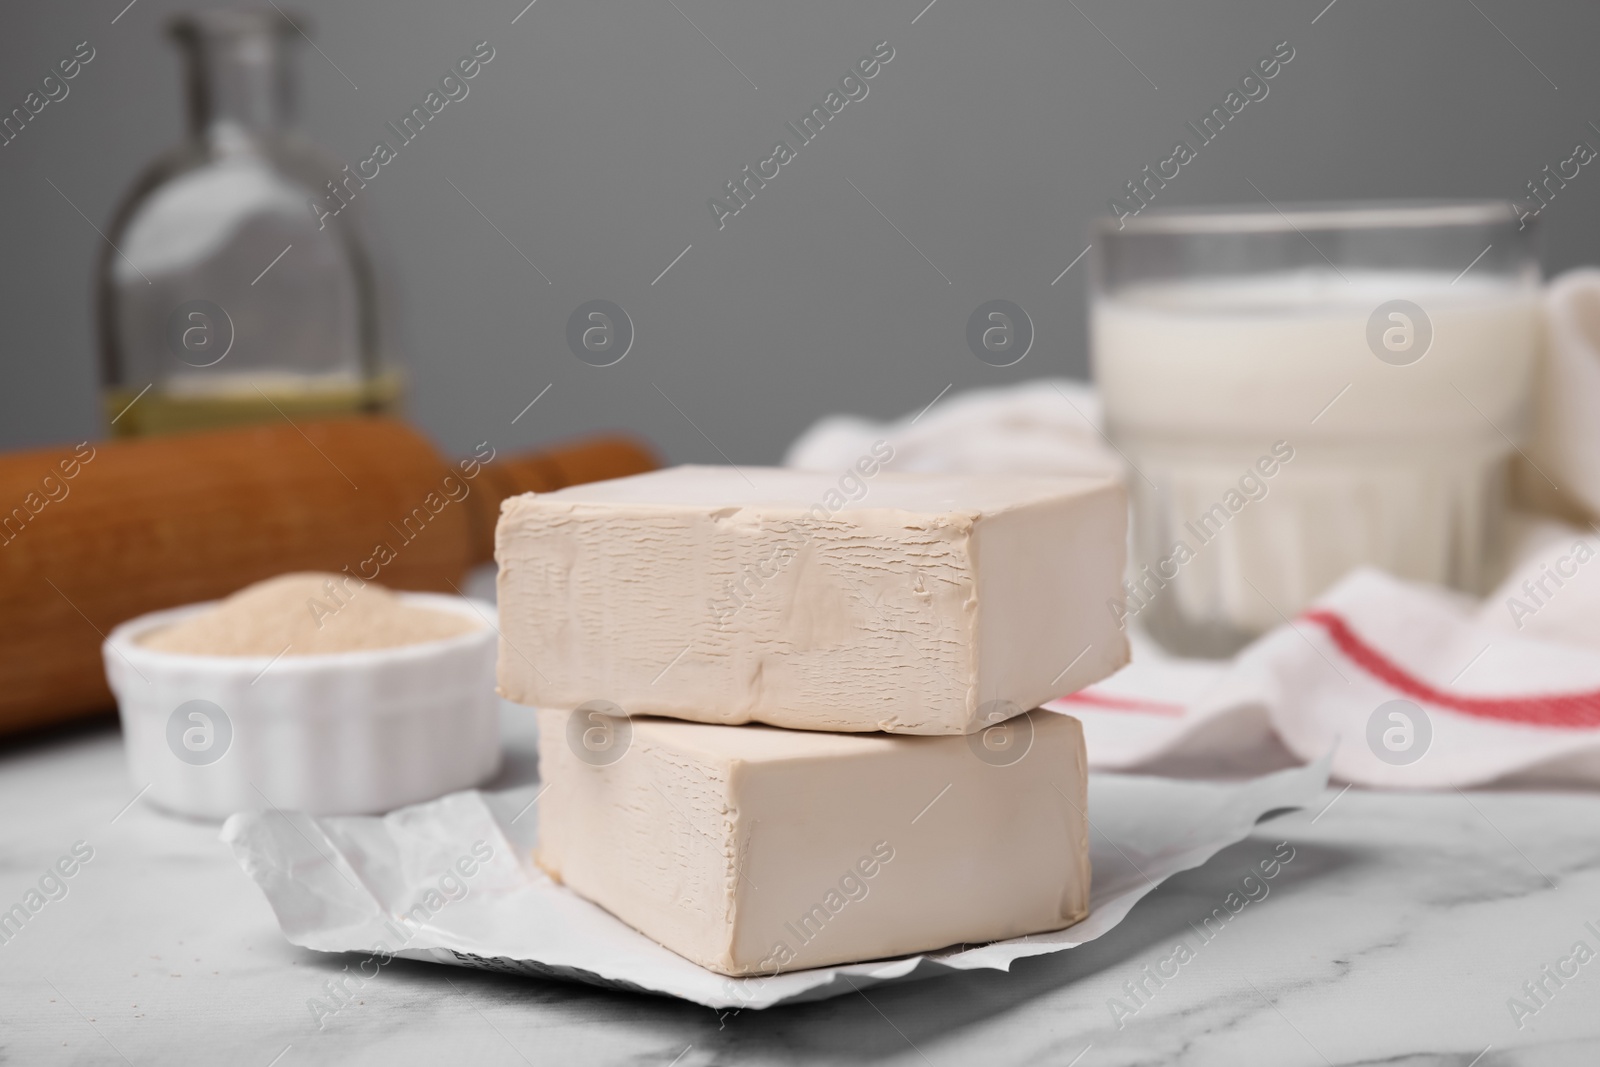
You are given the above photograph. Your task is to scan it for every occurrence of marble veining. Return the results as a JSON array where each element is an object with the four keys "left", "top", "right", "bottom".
[{"left": 3, "top": 706, "right": 1599, "bottom": 1066}]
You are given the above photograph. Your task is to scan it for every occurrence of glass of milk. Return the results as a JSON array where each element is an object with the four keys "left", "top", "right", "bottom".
[{"left": 1092, "top": 202, "right": 1540, "bottom": 656}]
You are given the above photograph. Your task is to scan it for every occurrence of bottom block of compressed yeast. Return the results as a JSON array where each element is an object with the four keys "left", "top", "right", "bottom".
[{"left": 535, "top": 706, "right": 1090, "bottom": 976}]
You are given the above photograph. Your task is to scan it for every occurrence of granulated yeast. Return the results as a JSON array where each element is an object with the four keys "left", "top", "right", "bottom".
[{"left": 139, "top": 572, "right": 481, "bottom": 656}]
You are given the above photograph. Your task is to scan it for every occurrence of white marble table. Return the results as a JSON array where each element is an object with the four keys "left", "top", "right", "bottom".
[{"left": 4, "top": 703, "right": 1600, "bottom": 1067}]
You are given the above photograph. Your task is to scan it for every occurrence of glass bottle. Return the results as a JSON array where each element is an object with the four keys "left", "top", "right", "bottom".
[{"left": 98, "top": 9, "right": 399, "bottom": 437}]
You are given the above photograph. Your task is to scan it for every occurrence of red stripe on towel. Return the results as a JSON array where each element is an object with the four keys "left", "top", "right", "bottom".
[{"left": 1301, "top": 609, "right": 1600, "bottom": 729}]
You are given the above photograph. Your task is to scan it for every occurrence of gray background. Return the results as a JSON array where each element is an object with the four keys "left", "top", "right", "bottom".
[{"left": 2, "top": 0, "right": 1597, "bottom": 463}]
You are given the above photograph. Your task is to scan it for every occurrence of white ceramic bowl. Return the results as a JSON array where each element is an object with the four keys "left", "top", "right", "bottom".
[{"left": 103, "top": 593, "right": 501, "bottom": 820}]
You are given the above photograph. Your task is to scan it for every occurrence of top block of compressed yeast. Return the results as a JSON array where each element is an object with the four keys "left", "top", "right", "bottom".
[{"left": 495, "top": 464, "right": 1128, "bottom": 735}]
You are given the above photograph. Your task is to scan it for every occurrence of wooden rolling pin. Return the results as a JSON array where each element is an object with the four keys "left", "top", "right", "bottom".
[{"left": 0, "top": 418, "right": 657, "bottom": 737}]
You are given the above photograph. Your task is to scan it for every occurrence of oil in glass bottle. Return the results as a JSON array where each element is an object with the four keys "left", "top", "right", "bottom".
[{"left": 98, "top": 10, "right": 398, "bottom": 436}]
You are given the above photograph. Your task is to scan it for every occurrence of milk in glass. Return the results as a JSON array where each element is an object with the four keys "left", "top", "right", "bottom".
[{"left": 1094, "top": 267, "right": 1539, "bottom": 655}]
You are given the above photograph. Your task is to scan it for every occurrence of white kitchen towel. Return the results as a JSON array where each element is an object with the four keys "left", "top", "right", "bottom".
[
  {"left": 1049, "top": 564, "right": 1600, "bottom": 789},
  {"left": 1478, "top": 515, "right": 1600, "bottom": 651},
  {"left": 784, "top": 378, "right": 1121, "bottom": 480}
]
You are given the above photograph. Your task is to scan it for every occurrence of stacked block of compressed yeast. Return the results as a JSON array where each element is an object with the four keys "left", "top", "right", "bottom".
[{"left": 494, "top": 465, "right": 1127, "bottom": 976}]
